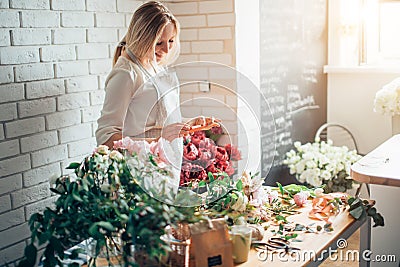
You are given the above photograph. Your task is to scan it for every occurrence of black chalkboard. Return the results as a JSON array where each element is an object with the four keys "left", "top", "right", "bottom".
[{"left": 260, "top": 0, "right": 327, "bottom": 185}]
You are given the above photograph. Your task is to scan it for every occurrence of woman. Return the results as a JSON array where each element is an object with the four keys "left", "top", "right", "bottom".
[
  {"left": 97, "top": 1, "right": 218, "bottom": 148},
  {"left": 96, "top": 1, "right": 192, "bottom": 148}
]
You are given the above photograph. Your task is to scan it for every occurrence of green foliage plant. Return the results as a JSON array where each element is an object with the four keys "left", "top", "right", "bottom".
[{"left": 18, "top": 146, "right": 195, "bottom": 267}]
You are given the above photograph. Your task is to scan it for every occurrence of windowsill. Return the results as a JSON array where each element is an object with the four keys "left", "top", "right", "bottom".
[{"left": 324, "top": 65, "right": 400, "bottom": 74}]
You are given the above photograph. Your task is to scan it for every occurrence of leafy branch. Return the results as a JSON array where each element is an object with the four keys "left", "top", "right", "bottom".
[{"left": 348, "top": 197, "right": 384, "bottom": 227}]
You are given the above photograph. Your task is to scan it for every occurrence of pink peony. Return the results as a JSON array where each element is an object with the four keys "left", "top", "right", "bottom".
[
  {"left": 113, "top": 137, "right": 149, "bottom": 155},
  {"left": 209, "top": 126, "right": 223, "bottom": 135},
  {"left": 293, "top": 191, "right": 309, "bottom": 207},
  {"left": 225, "top": 144, "right": 242, "bottom": 161}
]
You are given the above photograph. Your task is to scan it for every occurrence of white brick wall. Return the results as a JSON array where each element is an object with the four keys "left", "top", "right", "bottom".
[
  {"left": 40, "top": 45, "right": 76, "bottom": 61},
  {"left": 20, "top": 131, "right": 58, "bottom": 153},
  {"left": 0, "top": 103, "right": 18, "bottom": 121},
  {"left": 0, "top": 154, "right": 31, "bottom": 178},
  {"left": 10, "top": 0, "right": 49, "bottom": 10},
  {"left": 0, "top": 0, "right": 237, "bottom": 264},
  {"left": 46, "top": 109, "right": 81, "bottom": 130},
  {"left": 57, "top": 92, "right": 90, "bottom": 110},
  {"left": 0, "top": 174, "right": 23, "bottom": 195},
  {"left": 11, "top": 29, "right": 51, "bottom": 46},
  {"left": 11, "top": 182, "right": 51, "bottom": 208},
  {"left": 0, "top": 139, "right": 20, "bottom": 160},
  {"left": 0, "top": 10, "right": 19, "bottom": 27},
  {"left": 60, "top": 12, "right": 94, "bottom": 27},
  {"left": 15, "top": 63, "right": 54, "bottom": 82},
  {"left": 55, "top": 61, "right": 89, "bottom": 78},
  {"left": 51, "top": 0, "right": 86, "bottom": 11},
  {"left": 23, "top": 162, "right": 61, "bottom": 187},
  {"left": 31, "top": 144, "right": 67, "bottom": 167},
  {"left": 0, "top": 223, "right": 30, "bottom": 250},
  {"left": 20, "top": 11, "right": 59, "bottom": 28},
  {"left": 53, "top": 28, "right": 86, "bottom": 44},
  {"left": 0, "top": 195, "right": 11, "bottom": 213},
  {"left": 26, "top": 79, "right": 65, "bottom": 99},
  {"left": 87, "top": 0, "right": 116, "bottom": 12},
  {"left": 18, "top": 98, "right": 57, "bottom": 118},
  {"left": 0, "top": 29, "right": 10, "bottom": 46},
  {"left": 0, "top": 46, "right": 40, "bottom": 64},
  {"left": 5, "top": 117, "right": 45, "bottom": 138}
]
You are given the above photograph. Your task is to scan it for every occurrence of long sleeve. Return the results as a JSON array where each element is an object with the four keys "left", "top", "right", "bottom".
[{"left": 96, "top": 68, "right": 137, "bottom": 146}]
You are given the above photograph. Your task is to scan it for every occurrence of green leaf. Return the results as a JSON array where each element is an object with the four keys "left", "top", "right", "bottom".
[
  {"left": 198, "top": 181, "right": 206, "bottom": 187},
  {"left": 372, "top": 213, "right": 384, "bottom": 227},
  {"left": 367, "top": 207, "right": 377, "bottom": 216},
  {"left": 96, "top": 221, "right": 116, "bottom": 232},
  {"left": 236, "top": 180, "right": 243, "bottom": 191},
  {"left": 24, "top": 244, "right": 37, "bottom": 265},
  {"left": 276, "top": 215, "right": 286, "bottom": 222},
  {"left": 349, "top": 206, "right": 365, "bottom": 219},
  {"left": 66, "top": 162, "right": 81, "bottom": 169},
  {"left": 277, "top": 182, "right": 284, "bottom": 196},
  {"left": 50, "top": 237, "right": 64, "bottom": 258},
  {"left": 69, "top": 248, "right": 83, "bottom": 259},
  {"left": 208, "top": 172, "right": 215, "bottom": 182},
  {"left": 50, "top": 188, "right": 62, "bottom": 195},
  {"left": 294, "top": 223, "right": 305, "bottom": 231}
]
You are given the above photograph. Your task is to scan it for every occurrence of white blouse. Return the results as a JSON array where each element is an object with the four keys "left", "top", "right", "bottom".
[{"left": 95, "top": 56, "right": 181, "bottom": 145}]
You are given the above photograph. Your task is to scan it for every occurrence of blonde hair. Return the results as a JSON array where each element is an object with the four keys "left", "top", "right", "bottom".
[{"left": 113, "top": 1, "right": 180, "bottom": 66}]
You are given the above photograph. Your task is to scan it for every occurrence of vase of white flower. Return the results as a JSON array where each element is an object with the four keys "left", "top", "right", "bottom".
[
  {"left": 374, "top": 77, "right": 400, "bottom": 136},
  {"left": 283, "top": 139, "right": 362, "bottom": 193}
]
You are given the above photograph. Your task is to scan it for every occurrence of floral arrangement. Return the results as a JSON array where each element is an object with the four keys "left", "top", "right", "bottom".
[
  {"left": 283, "top": 139, "right": 362, "bottom": 193},
  {"left": 374, "top": 77, "right": 400, "bottom": 115},
  {"left": 180, "top": 129, "right": 241, "bottom": 187},
  {"left": 206, "top": 173, "right": 383, "bottom": 241},
  {"left": 18, "top": 138, "right": 196, "bottom": 267}
]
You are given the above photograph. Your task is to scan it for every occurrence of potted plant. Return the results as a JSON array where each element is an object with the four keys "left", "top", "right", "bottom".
[{"left": 18, "top": 139, "right": 196, "bottom": 267}]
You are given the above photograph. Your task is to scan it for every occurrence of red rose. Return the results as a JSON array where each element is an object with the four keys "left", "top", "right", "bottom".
[
  {"left": 206, "top": 160, "right": 217, "bottom": 174},
  {"left": 215, "top": 160, "right": 234, "bottom": 176},
  {"left": 225, "top": 144, "right": 242, "bottom": 161},
  {"left": 214, "top": 146, "right": 229, "bottom": 162},
  {"left": 191, "top": 131, "right": 205, "bottom": 147},
  {"left": 183, "top": 142, "right": 199, "bottom": 161}
]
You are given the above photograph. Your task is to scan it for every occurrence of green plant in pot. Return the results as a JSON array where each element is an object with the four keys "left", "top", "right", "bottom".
[{"left": 18, "top": 139, "right": 196, "bottom": 267}]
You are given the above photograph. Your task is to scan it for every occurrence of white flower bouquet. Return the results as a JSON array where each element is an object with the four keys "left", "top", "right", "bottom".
[
  {"left": 283, "top": 139, "right": 362, "bottom": 193},
  {"left": 374, "top": 77, "right": 400, "bottom": 115}
]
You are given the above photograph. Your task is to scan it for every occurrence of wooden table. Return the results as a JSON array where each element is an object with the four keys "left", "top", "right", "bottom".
[
  {"left": 237, "top": 203, "right": 365, "bottom": 267},
  {"left": 90, "top": 204, "right": 365, "bottom": 267},
  {"left": 351, "top": 134, "right": 400, "bottom": 187}
]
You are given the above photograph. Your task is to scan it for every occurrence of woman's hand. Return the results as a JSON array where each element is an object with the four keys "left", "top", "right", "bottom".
[
  {"left": 161, "top": 122, "right": 191, "bottom": 142},
  {"left": 186, "top": 116, "right": 221, "bottom": 133}
]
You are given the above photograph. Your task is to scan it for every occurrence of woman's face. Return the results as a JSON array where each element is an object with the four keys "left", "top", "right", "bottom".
[{"left": 154, "top": 22, "right": 176, "bottom": 64}]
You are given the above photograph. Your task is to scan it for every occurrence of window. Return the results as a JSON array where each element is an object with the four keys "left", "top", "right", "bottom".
[{"left": 330, "top": 0, "right": 400, "bottom": 66}]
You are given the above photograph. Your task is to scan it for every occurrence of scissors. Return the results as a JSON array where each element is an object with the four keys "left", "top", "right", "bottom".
[{"left": 252, "top": 237, "right": 300, "bottom": 254}]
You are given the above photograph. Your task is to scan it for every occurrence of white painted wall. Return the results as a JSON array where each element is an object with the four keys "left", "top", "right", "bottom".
[
  {"left": 326, "top": 67, "right": 400, "bottom": 266},
  {"left": 234, "top": 0, "right": 261, "bottom": 175}
]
